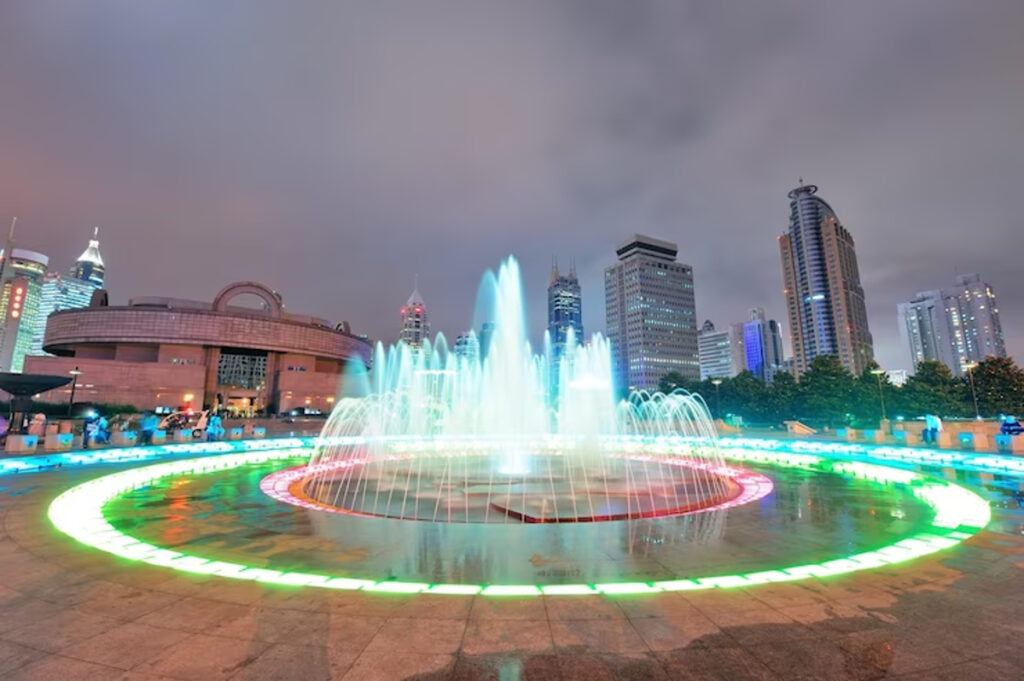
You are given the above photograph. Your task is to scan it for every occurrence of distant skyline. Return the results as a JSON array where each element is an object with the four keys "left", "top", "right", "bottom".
[{"left": 2, "top": 1, "right": 1023, "bottom": 372}]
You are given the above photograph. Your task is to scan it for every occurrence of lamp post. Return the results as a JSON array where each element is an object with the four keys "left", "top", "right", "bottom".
[
  {"left": 67, "top": 366, "right": 81, "bottom": 416},
  {"left": 964, "top": 361, "right": 981, "bottom": 420},
  {"left": 711, "top": 378, "right": 723, "bottom": 418},
  {"left": 869, "top": 368, "right": 887, "bottom": 422}
]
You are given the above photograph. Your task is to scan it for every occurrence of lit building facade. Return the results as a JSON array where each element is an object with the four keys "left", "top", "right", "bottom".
[
  {"left": 547, "top": 261, "right": 583, "bottom": 361},
  {"left": 605, "top": 234, "right": 698, "bottom": 393},
  {"left": 779, "top": 183, "right": 873, "bottom": 375},
  {"left": 0, "top": 248, "right": 49, "bottom": 372},
  {"left": 453, "top": 332, "right": 479, "bottom": 365},
  {"left": 399, "top": 286, "right": 430, "bottom": 348},
  {"left": 25, "top": 281, "right": 371, "bottom": 414},
  {"left": 697, "top": 320, "right": 735, "bottom": 380},
  {"left": 29, "top": 228, "right": 106, "bottom": 357},
  {"left": 898, "top": 273, "right": 1005, "bottom": 376},
  {"left": 742, "top": 308, "right": 784, "bottom": 381}
]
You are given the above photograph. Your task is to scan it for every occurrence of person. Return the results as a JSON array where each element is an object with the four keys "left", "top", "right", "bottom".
[
  {"left": 83, "top": 414, "right": 98, "bottom": 449},
  {"left": 95, "top": 414, "right": 110, "bottom": 446},
  {"left": 1001, "top": 414, "right": 1023, "bottom": 436},
  {"left": 0, "top": 414, "right": 8, "bottom": 448},
  {"left": 923, "top": 414, "right": 940, "bottom": 445},
  {"left": 139, "top": 411, "right": 159, "bottom": 446},
  {"left": 27, "top": 413, "right": 46, "bottom": 437},
  {"left": 206, "top": 412, "right": 224, "bottom": 442}
]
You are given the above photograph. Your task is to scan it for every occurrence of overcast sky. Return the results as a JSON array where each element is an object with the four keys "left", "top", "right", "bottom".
[{"left": 2, "top": 0, "right": 1022, "bottom": 371}]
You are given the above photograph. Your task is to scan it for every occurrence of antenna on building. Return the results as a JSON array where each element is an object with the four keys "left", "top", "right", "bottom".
[
  {"left": 798, "top": 176, "right": 803, "bottom": 185},
  {"left": 550, "top": 255, "right": 559, "bottom": 283},
  {"left": 93, "top": 225, "right": 99, "bottom": 239},
  {"left": 569, "top": 257, "right": 577, "bottom": 279},
  {"left": 0, "top": 216, "right": 16, "bottom": 282}
]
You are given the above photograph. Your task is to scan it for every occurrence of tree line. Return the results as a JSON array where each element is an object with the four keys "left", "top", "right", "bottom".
[{"left": 658, "top": 355, "right": 1024, "bottom": 428}]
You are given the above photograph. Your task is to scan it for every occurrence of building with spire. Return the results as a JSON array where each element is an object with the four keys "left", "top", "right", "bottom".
[
  {"left": 547, "top": 259, "right": 583, "bottom": 367},
  {"left": 399, "top": 283, "right": 430, "bottom": 348},
  {"left": 779, "top": 182, "right": 873, "bottom": 375},
  {"left": 29, "top": 228, "right": 107, "bottom": 358}
]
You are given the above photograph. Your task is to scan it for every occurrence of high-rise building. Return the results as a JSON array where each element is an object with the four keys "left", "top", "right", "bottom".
[
  {"left": 29, "top": 228, "right": 107, "bottom": 357},
  {"left": 779, "top": 183, "right": 873, "bottom": 375},
  {"left": 478, "top": 322, "right": 495, "bottom": 362},
  {"left": 398, "top": 285, "right": 430, "bottom": 348},
  {"left": 742, "top": 308, "right": 784, "bottom": 381},
  {"left": 453, "top": 332, "right": 479, "bottom": 365},
  {"left": 605, "top": 234, "right": 698, "bottom": 393},
  {"left": 698, "top": 320, "right": 735, "bottom": 380},
  {"left": 0, "top": 247, "right": 49, "bottom": 372},
  {"left": 547, "top": 261, "right": 583, "bottom": 362},
  {"left": 71, "top": 227, "right": 105, "bottom": 287},
  {"left": 898, "top": 273, "right": 1005, "bottom": 376}
]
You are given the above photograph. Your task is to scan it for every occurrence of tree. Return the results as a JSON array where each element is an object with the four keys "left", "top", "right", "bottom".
[
  {"left": 798, "top": 355, "right": 855, "bottom": 426},
  {"left": 893, "top": 360, "right": 965, "bottom": 418},
  {"left": 658, "top": 372, "right": 691, "bottom": 395},
  {"left": 765, "top": 370, "right": 800, "bottom": 424},
  {"left": 849, "top": 362, "right": 895, "bottom": 427},
  {"left": 971, "top": 356, "right": 1024, "bottom": 417}
]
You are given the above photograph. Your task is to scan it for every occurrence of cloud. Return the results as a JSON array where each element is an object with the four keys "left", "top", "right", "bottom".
[{"left": 1, "top": 0, "right": 1022, "bottom": 370}]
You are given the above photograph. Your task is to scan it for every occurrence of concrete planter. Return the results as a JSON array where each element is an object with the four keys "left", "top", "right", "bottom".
[
  {"left": 995, "top": 434, "right": 1024, "bottom": 455},
  {"left": 5, "top": 434, "right": 38, "bottom": 454},
  {"left": 252, "top": 427, "right": 267, "bottom": 439},
  {"left": 152, "top": 430, "right": 167, "bottom": 445},
  {"left": 172, "top": 430, "right": 193, "bottom": 443},
  {"left": 227, "top": 428, "right": 244, "bottom": 440},
  {"left": 112, "top": 431, "right": 138, "bottom": 447},
  {"left": 43, "top": 433, "right": 74, "bottom": 452}
]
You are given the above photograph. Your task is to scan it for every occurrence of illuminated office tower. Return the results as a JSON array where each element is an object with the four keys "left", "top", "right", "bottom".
[
  {"left": 547, "top": 261, "right": 583, "bottom": 390},
  {"left": 779, "top": 183, "right": 873, "bottom": 374},
  {"left": 605, "top": 234, "right": 698, "bottom": 393},
  {"left": 898, "top": 273, "right": 1005, "bottom": 376},
  {"left": 399, "top": 285, "right": 430, "bottom": 348},
  {"left": 453, "top": 332, "right": 479, "bottom": 366},
  {"left": 742, "top": 308, "right": 784, "bottom": 381},
  {"left": 698, "top": 320, "right": 736, "bottom": 380},
  {"left": 29, "top": 228, "right": 106, "bottom": 357},
  {"left": 0, "top": 247, "right": 49, "bottom": 372}
]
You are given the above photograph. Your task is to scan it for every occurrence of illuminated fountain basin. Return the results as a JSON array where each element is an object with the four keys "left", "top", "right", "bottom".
[
  {"left": 309, "top": 256, "right": 728, "bottom": 524},
  {"left": 48, "top": 439, "right": 991, "bottom": 595},
  {"left": 265, "top": 436, "right": 773, "bottom": 523}
]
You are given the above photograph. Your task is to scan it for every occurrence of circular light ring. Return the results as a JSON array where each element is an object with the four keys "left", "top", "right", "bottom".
[
  {"left": 260, "top": 452, "right": 774, "bottom": 522},
  {"left": 48, "top": 444, "right": 991, "bottom": 597}
]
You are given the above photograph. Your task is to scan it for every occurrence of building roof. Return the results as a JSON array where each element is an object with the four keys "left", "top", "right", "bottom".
[
  {"left": 77, "top": 227, "right": 104, "bottom": 267},
  {"left": 406, "top": 287, "right": 425, "bottom": 307}
]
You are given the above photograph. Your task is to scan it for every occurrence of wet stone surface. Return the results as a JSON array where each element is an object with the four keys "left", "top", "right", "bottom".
[{"left": 0, "top": 459, "right": 1022, "bottom": 679}]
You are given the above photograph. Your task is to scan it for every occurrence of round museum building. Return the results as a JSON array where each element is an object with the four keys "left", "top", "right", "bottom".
[{"left": 24, "top": 282, "right": 372, "bottom": 414}]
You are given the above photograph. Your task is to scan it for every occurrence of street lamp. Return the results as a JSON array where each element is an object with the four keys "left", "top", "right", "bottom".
[
  {"left": 964, "top": 361, "right": 981, "bottom": 420},
  {"left": 67, "top": 366, "right": 81, "bottom": 416},
  {"left": 711, "top": 378, "right": 723, "bottom": 418},
  {"left": 869, "top": 368, "right": 887, "bottom": 422}
]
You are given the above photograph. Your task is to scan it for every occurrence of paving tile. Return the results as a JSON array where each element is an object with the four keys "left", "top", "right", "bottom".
[
  {"left": 701, "top": 604, "right": 815, "bottom": 646},
  {"left": 451, "top": 653, "right": 563, "bottom": 681},
  {"left": 57, "top": 622, "right": 192, "bottom": 670},
  {"left": 545, "top": 596, "right": 627, "bottom": 621},
  {"left": 630, "top": 614, "right": 730, "bottom": 651},
  {"left": 0, "top": 640, "right": 47, "bottom": 677},
  {"left": 226, "top": 643, "right": 340, "bottom": 681},
  {"left": 341, "top": 651, "right": 454, "bottom": 680},
  {"left": 469, "top": 596, "right": 548, "bottom": 620},
  {"left": 0, "top": 654, "right": 120, "bottom": 681},
  {"left": 364, "top": 617, "right": 466, "bottom": 654},
  {"left": 135, "top": 633, "right": 270, "bottom": 681},
  {"left": 135, "top": 597, "right": 253, "bottom": 635},
  {"left": 557, "top": 653, "right": 670, "bottom": 681},
  {"left": 461, "top": 619, "right": 553, "bottom": 655},
  {"left": 657, "top": 647, "right": 779, "bottom": 681},
  {"left": 550, "top": 619, "right": 648, "bottom": 654},
  {"left": 0, "top": 609, "right": 121, "bottom": 653}
]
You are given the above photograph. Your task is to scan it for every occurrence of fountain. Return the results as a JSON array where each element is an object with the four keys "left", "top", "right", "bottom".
[{"left": 293, "top": 257, "right": 740, "bottom": 523}]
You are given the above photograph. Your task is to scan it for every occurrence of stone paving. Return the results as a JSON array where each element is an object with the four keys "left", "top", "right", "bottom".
[{"left": 2, "top": 464, "right": 1024, "bottom": 680}]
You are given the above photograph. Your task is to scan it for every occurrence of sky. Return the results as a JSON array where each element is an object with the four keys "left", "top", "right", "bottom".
[{"left": 2, "top": 0, "right": 1022, "bottom": 371}]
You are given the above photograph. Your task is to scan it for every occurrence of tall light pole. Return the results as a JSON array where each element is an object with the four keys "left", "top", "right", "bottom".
[
  {"left": 964, "top": 361, "right": 981, "bottom": 420},
  {"left": 711, "top": 378, "right": 723, "bottom": 418},
  {"left": 870, "top": 368, "right": 887, "bottom": 422},
  {"left": 67, "top": 366, "right": 81, "bottom": 416}
]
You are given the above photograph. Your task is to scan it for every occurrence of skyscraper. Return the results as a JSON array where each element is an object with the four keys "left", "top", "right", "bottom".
[
  {"left": 398, "top": 285, "right": 430, "bottom": 348},
  {"left": 779, "top": 183, "right": 873, "bottom": 375},
  {"left": 453, "top": 332, "right": 479, "bottom": 365},
  {"left": 898, "top": 273, "right": 1005, "bottom": 376},
  {"left": 0, "top": 247, "right": 49, "bottom": 372},
  {"left": 29, "top": 228, "right": 107, "bottom": 357},
  {"left": 605, "top": 234, "right": 698, "bottom": 393},
  {"left": 697, "top": 320, "right": 735, "bottom": 380},
  {"left": 742, "top": 308, "right": 784, "bottom": 381},
  {"left": 547, "top": 260, "right": 583, "bottom": 368}
]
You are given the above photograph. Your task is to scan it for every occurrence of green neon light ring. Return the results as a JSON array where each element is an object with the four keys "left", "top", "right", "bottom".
[{"left": 47, "top": 446, "right": 991, "bottom": 597}]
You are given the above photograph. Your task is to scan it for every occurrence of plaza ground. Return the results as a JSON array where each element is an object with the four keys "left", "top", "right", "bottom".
[{"left": 0, "top": 449, "right": 1022, "bottom": 680}]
